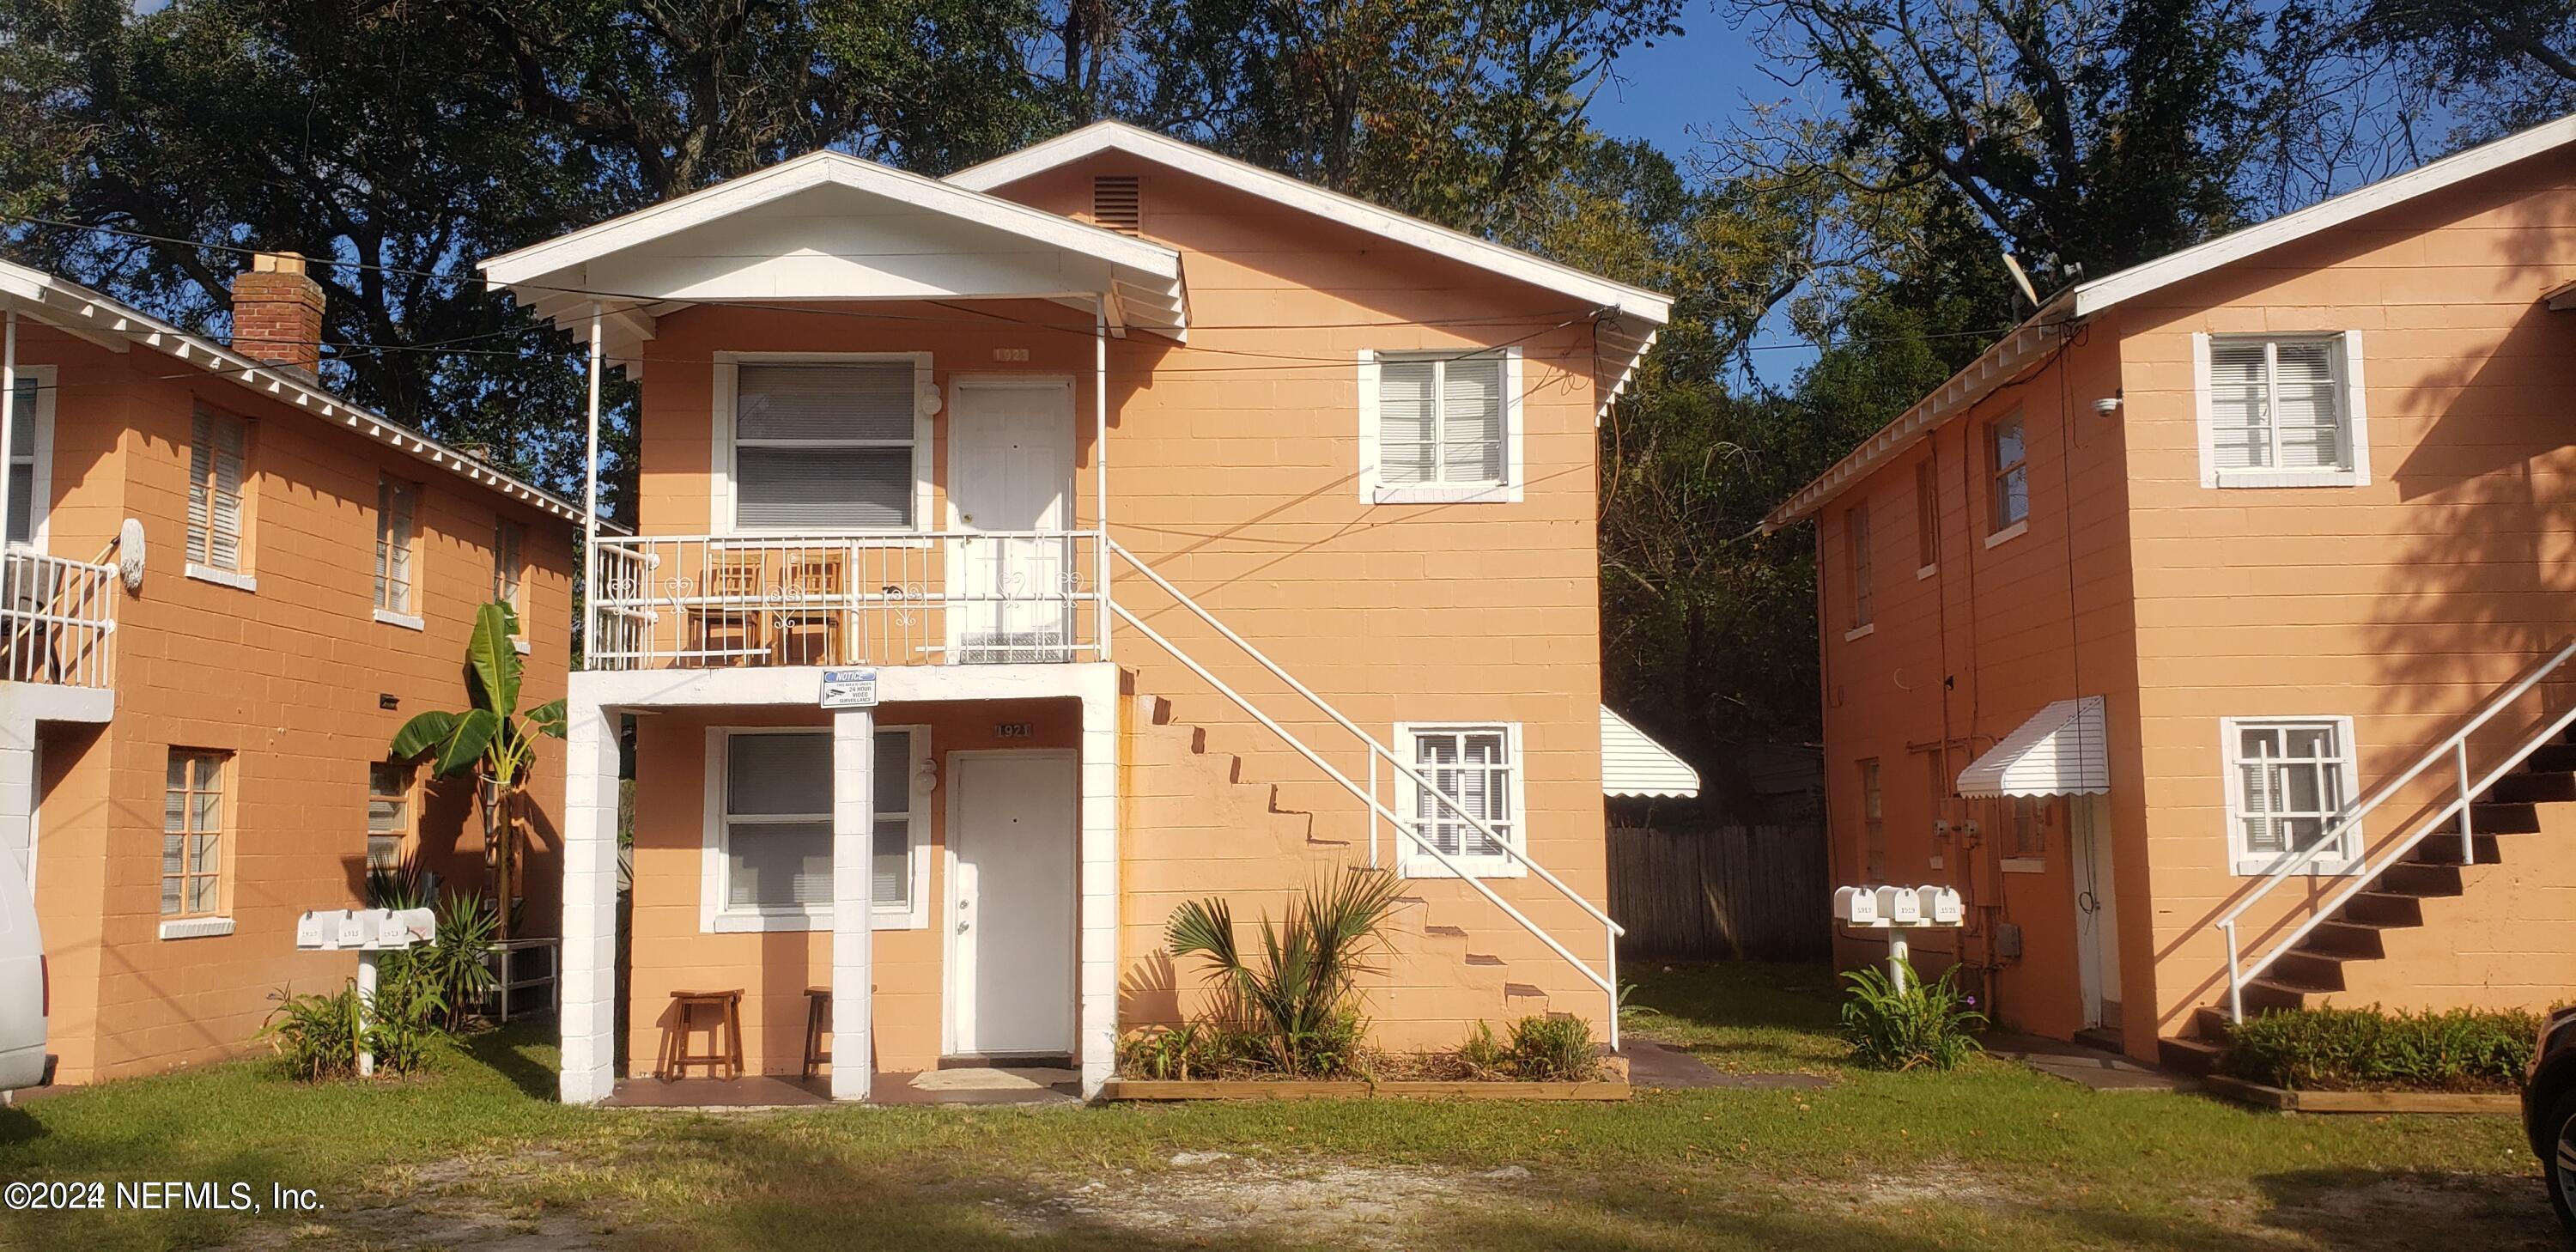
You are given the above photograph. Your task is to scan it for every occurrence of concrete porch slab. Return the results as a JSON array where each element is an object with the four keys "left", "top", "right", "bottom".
[{"left": 600, "top": 1067, "right": 1082, "bottom": 1109}]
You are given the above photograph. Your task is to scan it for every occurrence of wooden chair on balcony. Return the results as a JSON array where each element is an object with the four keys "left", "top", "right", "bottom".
[
  {"left": 686, "top": 548, "right": 770, "bottom": 667},
  {"left": 772, "top": 550, "right": 848, "bottom": 666}
]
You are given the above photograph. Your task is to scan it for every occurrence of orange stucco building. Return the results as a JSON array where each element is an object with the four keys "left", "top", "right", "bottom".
[
  {"left": 492, "top": 123, "right": 1685, "bottom": 1101},
  {"left": 0, "top": 254, "right": 583, "bottom": 1084},
  {"left": 1771, "top": 116, "right": 2576, "bottom": 1069}
]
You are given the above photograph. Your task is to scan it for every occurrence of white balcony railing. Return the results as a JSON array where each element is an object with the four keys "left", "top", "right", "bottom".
[
  {"left": 586, "top": 531, "right": 1105, "bottom": 672},
  {"left": 0, "top": 547, "right": 118, "bottom": 689}
]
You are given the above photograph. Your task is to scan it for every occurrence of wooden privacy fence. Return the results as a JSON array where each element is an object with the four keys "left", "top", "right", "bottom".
[{"left": 1608, "top": 825, "right": 1830, "bottom": 963}]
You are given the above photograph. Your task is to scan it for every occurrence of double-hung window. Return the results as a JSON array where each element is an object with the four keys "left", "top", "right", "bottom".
[
  {"left": 368, "top": 761, "right": 410, "bottom": 873},
  {"left": 1987, "top": 412, "right": 2028, "bottom": 536},
  {"left": 163, "top": 750, "right": 228, "bottom": 921},
  {"left": 6, "top": 373, "right": 46, "bottom": 548},
  {"left": 2222, "top": 717, "right": 2360, "bottom": 874},
  {"left": 712, "top": 727, "right": 928, "bottom": 930},
  {"left": 1360, "top": 349, "right": 1522, "bottom": 503},
  {"left": 729, "top": 360, "right": 922, "bottom": 531},
  {"left": 1844, "top": 503, "right": 1874, "bottom": 635},
  {"left": 374, "top": 475, "right": 418, "bottom": 621},
  {"left": 187, "top": 410, "right": 250, "bottom": 576},
  {"left": 1396, "top": 723, "right": 1523, "bottom": 878},
  {"left": 492, "top": 520, "right": 526, "bottom": 615},
  {"left": 2197, "top": 332, "right": 2367, "bottom": 487}
]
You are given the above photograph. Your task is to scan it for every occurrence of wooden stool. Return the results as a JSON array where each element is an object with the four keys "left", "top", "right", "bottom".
[
  {"left": 659, "top": 989, "right": 744, "bottom": 1080},
  {"left": 801, "top": 986, "right": 832, "bottom": 1079}
]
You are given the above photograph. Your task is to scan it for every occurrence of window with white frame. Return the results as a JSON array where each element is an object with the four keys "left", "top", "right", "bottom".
[
  {"left": 2196, "top": 332, "right": 2367, "bottom": 487},
  {"left": 713, "top": 727, "right": 927, "bottom": 928},
  {"left": 188, "top": 410, "right": 249, "bottom": 573},
  {"left": 6, "top": 375, "right": 43, "bottom": 548},
  {"left": 1987, "top": 411, "right": 2028, "bottom": 532},
  {"left": 374, "top": 475, "right": 417, "bottom": 615},
  {"left": 1396, "top": 723, "right": 1524, "bottom": 877},
  {"left": 1360, "top": 349, "right": 1521, "bottom": 503},
  {"left": 368, "top": 760, "right": 410, "bottom": 873},
  {"left": 730, "top": 361, "right": 920, "bottom": 530},
  {"left": 492, "top": 519, "right": 526, "bottom": 616},
  {"left": 2222, "top": 717, "right": 2360, "bottom": 874}
]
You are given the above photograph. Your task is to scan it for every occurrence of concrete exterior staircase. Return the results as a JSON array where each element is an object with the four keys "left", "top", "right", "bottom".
[
  {"left": 2159, "top": 732, "right": 2576, "bottom": 1073},
  {"left": 1121, "top": 676, "right": 1548, "bottom": 1051}
]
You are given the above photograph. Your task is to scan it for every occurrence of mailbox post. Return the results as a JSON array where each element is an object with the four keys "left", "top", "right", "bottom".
[
  {"left": 1834, "top": 884, "right": 1965, "bottom": 991},
  {"left": 296, "top": 907, "right": 436, "bottom": 1077}
]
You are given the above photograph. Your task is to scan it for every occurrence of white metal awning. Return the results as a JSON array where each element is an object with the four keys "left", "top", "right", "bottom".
[
  {"left": 1956, "top": 696, "right": 2109, "bottom": 798},
  {"left": 1601, "top": 706, "right": 1698, "bottom": 797}
]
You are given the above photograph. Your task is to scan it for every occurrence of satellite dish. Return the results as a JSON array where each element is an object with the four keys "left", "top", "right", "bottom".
[{"left": 116, "top": 517, "right": 145, "bottom": 593}]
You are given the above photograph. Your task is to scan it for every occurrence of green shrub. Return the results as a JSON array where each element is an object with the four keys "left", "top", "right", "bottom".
[
  {"left": 1164, "top": 866, "right": 1406, "bottom": 1077},
  {"left": 1116, "top": 1022, "right": 1259, "bottom": 1080},
  {"left": 2223, "top": 1005, "right": 2541, "bottom": 1091},
  {"left": 264, "top": 986, "right": 361, "bottom": 1081},
  {"left": 375, "top": 890, "right": 499, "bottom": 1032},
  {"left": 1504, "top": 1014, "right": 1601, "bottom": 1080},
  {"left": 1457, "top": 1021, "right": 1509, "bottom": 1077},
  {"left": 1838, "top": 961, "right": 1986, "bottom": 1071}
]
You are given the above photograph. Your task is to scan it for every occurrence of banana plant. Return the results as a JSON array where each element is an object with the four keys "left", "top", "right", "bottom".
[{"left": 389, "top": 601, "right": 565, "bottom": 940}]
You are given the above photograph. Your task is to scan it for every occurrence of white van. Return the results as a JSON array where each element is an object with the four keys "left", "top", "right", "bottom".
[{"left": 0, "top": 848, "right": 47, "bottom": 1092}]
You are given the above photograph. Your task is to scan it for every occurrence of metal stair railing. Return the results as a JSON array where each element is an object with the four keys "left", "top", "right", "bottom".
[
  {"left": 1104, "top": 538, "right": 1627, "bottom": 1048},
  {"left": 2214, "top": 635, "right": 2576, "bottom": 1023}
]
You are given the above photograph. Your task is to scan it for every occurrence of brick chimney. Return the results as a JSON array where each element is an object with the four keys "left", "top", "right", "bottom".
[{"left": 229, "top": 251, "right": 325, "bottom": 377}]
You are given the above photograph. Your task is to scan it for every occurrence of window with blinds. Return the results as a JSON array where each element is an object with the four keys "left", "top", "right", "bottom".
[
  {"left": 1373, "top": 352, "right": 1508, "bottom": 491},
  {"left": 6, "top": 377, "right": 36, "bottom": 548},
  {"left": 720, "top": 728, "right": 922, "bottom": 916},
  {"left": 374, "top": 476, "right": 416, "bottom": 613},
  {"left": 2208, "top": 335, "right": 2350, "bottom": 477},
  {"left": 2224, "top": 717, "right": 2359, "bottom": 872},
  {"left": 492, "top": 519, "right": 526, "bottom": 614},
  {"left": 1400, "top": 724, "right": 1520, "bottom": 875},
  {"left": 188, "top": 410, "right": 249, "bottom": 572},
  {"left": 732, "top": 362, "right": 918, "bottom": 530}
]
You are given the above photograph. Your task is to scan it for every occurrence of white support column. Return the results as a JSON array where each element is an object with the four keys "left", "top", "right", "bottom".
[
  {"left": 1093, "top": 296, "right": 1111, "bottom": 660},
  {"left": 1075, "top": 666, "right": 1121, "bottom": 1097},
  {"left": 0, "top": 308, "right": 17, "bottom": 556},
  {"left": 557, "top": 693, "right": 622, "bottom": 1104},
  {"left": 830, "top": 707, "right": 877, "bottom": 1101},
  {"left": 581, "top": 302, "right": 603, "bottom": 653},
  {"left": 0, "top": 712, "right": 33, "bottom": 879}
]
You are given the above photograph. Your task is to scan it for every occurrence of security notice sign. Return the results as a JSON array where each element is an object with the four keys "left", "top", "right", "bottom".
[{"left": 819, "top": 667, "right": 879, "bottom": 708}]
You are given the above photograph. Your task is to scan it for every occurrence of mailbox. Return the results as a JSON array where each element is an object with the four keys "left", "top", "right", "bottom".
[
  {"left": 1874, "top": 884, "right": 1923, "bottom": 925},
  {"left": 1915, "top": 884, "right": 1963, "bottom": 925},
  {"left": 1833, "top": 884, "right": 1880, "bottom": 925}
]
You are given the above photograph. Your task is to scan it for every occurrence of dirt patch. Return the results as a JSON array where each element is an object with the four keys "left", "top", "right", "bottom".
[
  {"left": 2256, "top": 1169, "right": 2558, "bottom": 1251},
  {"left": 217, "top": 1147, "right": 614, "bottom": 1252},
  {"left": 985, "top": 1152, "right": 1536, "bottom": 1248}
]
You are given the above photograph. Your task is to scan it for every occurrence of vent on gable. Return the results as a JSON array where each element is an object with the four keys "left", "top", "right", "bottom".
[{"left": 1091, "top": 175, "right": 1141, "bottom": 235}]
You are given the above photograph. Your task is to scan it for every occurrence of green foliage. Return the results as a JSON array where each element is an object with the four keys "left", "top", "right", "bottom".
[
  {"left": 1838, "top": 961, "right": 1986, "bottom": 1072},
  {"left": 390, "top": 602, "right": 567, "bottom": 939},
  {"left": 363, "top": 965, "right": 447, "bottom": 1076},
  {"left": 2223, "top": 1005, "right": 2542, "bottom": 1092},
  {"left": 1458, "top": 1020, "right": 1510, "bottom": 1076},
  {"left": 262, "top": 986, "right": 362, "bottom": 1082},
  {"left": 1115, "top": 1021, "right": 1260, "bottom": 1081},
  {"left": 379, "top": 892, "right": 501, "bottom": 1035},
  {"left": 1164, "top": 865, "right": 1406, "bottom": 1077},
  {"left": 1491, "top": 1015, "right": 1606, "bottom": 1081}
]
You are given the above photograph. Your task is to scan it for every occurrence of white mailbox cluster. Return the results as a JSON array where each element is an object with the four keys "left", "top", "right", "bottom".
[
  {"left": 1833, "top": 884, "right": 1964, "bottom": 928},
  {"left": 295, "top": 908, "right": 435, "bottom": 951}
]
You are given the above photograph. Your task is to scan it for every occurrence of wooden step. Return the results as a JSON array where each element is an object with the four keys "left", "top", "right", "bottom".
[
  {"left": 2300, "top": 918, "right": 2391, "bottom": 958},
  {"left": 2409, "top": 834, "right": 2504, "bottom": 866},
  {"left": 2489, "top": 770, "right": 2576, "bottom": 804},
  {"left": 2244, "top": 975, "right": 2329, "bottom": 1013},
  {"left": 2372, "top": 862, "right": 2464, "bottom": 897},
  {"left": 2433, "top": 801, "right": 2543, "bottom": 835},
  {"left": 2341, "top": 891, "right": 2426, "bottom": 927},
  {"left": 2191, "top": 1005, "right": 2232, "bottom": 1041},
  {"left": 2269, "top": 949, "right": 2349, "bottom": 992},
  {"left": 2159, "top": 1033, "right": 2226, "bottom": 1076}
]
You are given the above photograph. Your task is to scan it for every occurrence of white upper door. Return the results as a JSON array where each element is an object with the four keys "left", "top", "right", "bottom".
[
  {"left": 947, "top": 751, "right": 1078, "bottom": 1057},
  {"left": 945, "top": 380, "right": 1075, "bottom": 663}
]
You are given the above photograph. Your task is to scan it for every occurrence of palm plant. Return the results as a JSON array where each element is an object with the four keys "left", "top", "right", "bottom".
[
  {"left": 389, "top": 601, "right": 564, "bottom": 940},
  {"left": 1165, "top": 865, "right": 1407, "bottom": 1076}
]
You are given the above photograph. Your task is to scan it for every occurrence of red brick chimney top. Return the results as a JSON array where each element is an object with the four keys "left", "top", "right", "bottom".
[{"left": 230, "top": 251, "right": 325, "bottom": 377}]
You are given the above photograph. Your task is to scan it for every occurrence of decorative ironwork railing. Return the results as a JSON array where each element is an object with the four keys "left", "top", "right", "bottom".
[{"left": 0, "top": 547, "right": 118, "bottom": 688}]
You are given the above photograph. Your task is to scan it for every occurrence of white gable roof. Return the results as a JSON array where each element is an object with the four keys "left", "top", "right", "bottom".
[
  {"left": 950, "top": 121, "right": 1671, "bottom": 415},
  {"left": 1767, "top": 111, "right": 2576, "bottom": 529},
  {"left": 0, "top": 258, "right": 589, "bottom": 526},
  {"left": 1601, "top": 705, "right": 1699, "bottom": 797},
  {"left": 480, "top": 148, "right": 1190, "bottom": 361},
  {"left": 1956, "top": 696, "right": 2110, "bottom": 799}
]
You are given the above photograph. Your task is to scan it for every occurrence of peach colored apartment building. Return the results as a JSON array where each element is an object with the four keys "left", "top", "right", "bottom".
[
  {"left": 0, "top": 253, "right": 582, "bottom": 1084},
  {"left": 1769, "top": 115, "right": 2576, "bottom": 1070},
  {"left": 487, "top": 122, "right": 1692, "bottom": 1102}
]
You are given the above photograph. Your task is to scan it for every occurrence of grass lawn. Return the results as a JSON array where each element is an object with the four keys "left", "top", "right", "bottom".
[{"left": 0, "top": 963, "right": 2554, "bottom": 1251}]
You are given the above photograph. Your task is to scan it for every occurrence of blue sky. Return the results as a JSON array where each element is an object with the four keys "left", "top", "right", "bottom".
[{"left": 1588, "top": 5, "right": 1821, "bottom": 386}]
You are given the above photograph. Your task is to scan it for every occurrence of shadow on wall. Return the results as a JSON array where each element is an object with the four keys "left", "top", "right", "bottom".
[{"left": 2148, "top": 179, "right": 2576, "bottom": 1026}]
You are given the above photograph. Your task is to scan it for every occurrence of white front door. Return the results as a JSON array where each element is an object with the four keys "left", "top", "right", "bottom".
[
  {"left": 946, "top": 751, "right": 1077, "bottom": 1058},
  {"left": 946, "top": 380, "right": 1075, "bottom": 664},
  {"left": 2070, "top": 794, "right": 2123, "bottom": 1031}
]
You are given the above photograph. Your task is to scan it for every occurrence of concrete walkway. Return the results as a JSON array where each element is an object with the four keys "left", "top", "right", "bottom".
[
  {"left": 1625, "top": 1040, "right": 1832, "bottom": 1091},
  {"left": 1984, "top": 1033, "right": 2186, "bottom": 1091}
]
